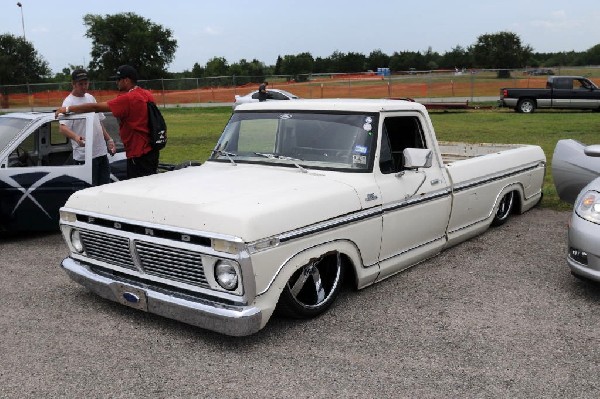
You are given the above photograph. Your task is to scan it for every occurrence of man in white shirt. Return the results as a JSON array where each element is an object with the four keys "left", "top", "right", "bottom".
[{"left": 60, "top": 68, "right": 116, "bottom": 185}]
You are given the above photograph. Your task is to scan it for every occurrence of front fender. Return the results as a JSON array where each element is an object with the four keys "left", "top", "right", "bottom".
[{"left": 252, "top": 239, "right": 374, "bottom": 326}]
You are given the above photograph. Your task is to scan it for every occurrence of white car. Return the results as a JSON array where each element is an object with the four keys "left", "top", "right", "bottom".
[{"left": 233, "top": 88, "right": 299, "bottom": 109}]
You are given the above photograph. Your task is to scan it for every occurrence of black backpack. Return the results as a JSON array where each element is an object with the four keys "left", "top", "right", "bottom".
[{"left": 147, "top": 101, "right": 167, "bottom": 150}]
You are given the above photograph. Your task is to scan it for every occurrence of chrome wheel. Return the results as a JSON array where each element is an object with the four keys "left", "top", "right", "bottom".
[
  {"left": 278, "top": 252, "right": 344, "bottom": 318},
  {"left": 492, "top": 191, "right": 515, "bottom": 226},
  {"left": 517, "top": 99, "right": 536, "bottom": 113}
]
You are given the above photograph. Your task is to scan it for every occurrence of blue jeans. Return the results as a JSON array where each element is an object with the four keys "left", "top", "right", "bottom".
[{"left": 92, "top": 155, "right": 111, "bottom": 186}]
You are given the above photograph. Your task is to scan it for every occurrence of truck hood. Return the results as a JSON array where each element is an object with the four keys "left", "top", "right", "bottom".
[{"left": 65, "top": 162, "right": 363, "bottom": 241}]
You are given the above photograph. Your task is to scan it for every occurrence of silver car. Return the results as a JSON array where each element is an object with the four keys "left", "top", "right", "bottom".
[
  {"left": 553, "top": 140, "right": 600, "bottom": 281},
  {"left": 233, "top": 88, "right": 299, "bottom": 109}
]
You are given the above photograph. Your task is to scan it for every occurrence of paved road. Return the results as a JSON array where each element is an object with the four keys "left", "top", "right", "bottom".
[{"left": 1, "top": 208, "right": 599, "bottom": 398}]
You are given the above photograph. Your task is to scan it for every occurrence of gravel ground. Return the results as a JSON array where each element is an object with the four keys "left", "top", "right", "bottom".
[{"left": 1, "top": 208, "right": 599, "bottom": 398}]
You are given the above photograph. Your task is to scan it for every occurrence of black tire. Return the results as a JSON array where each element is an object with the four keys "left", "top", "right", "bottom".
[
  {"left": 491, "top": 191, "right": 515, "bottom": 226},
  {"left": 517, "top": 98, "right": 536, "bottom": 113},
  {"left": 277, "top": 252, "right": 344, "bottom": 318}
]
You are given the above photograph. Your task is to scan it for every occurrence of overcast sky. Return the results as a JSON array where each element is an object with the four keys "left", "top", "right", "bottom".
[{"left": 3, "top": 0, "right": 600, "bottom": 74}]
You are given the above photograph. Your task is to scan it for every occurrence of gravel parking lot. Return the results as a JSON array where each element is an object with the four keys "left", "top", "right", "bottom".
[{"left": 1, "top": 208, "right": 599, "bottom": 398}]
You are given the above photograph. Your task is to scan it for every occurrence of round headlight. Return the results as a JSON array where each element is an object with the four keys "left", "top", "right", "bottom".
[
  {"left": 70, "top": 229, "right": 84, "bottom": 253},
  {"left": 215, "top": 261, "right": 238, "bottom": 290}
]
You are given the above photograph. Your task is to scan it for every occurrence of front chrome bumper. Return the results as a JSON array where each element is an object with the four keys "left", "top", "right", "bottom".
[{"left": 61, "top": 257, "right": 263, "bottom": 336}]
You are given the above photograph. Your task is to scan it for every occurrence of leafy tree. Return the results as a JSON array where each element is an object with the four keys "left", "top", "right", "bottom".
[
  {"left": 191, "top": 62, "right": 205, "bottom": 78},
  {"left": 367, "top": 49, "right": 390, "bottom": 71},
  {"left": 389, "top": 51, "right": 426, "bottom": 72},
  {"left": 273, "top": 55, "right": 283, "bottom": 75},
  {"left": 279, "top": 52, "right": 314, "bottom": 81},
  {"left": 314, "top": 56, "right": 333, "bottom": 73},
  {"left": 0, "top": 33, "right": 50, "bottom": 84},
  {"left": 472, "top": 31, "right": 532, "bottom": 77},
  {"left": 204, "top": 56, "right": 229, "bottom": 77},
  {"left": 328, "top": 51, "right": 366, "bottom": 73},
  {"left": 439, "top": 45, "right": 472, "bottom": 69},
  {"left": 83, "top": 12, "right": 177, "bottom": 80},
  {"left": 580, "top": 44, "right": 600, "bottom": 65},
  {"left": 229, "top": 58, "right": 266, "bottom": 83}
]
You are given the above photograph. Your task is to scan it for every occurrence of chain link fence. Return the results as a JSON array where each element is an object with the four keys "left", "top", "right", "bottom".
[{"left": 3, "top": 66, "right": 600, "bottom": 111}]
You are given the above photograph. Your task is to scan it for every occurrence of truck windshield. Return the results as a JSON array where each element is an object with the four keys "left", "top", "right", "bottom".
[
  {"left": 210, "top": 111, "right": 378, "bottom": 172},
  {"left": 0, "top": 117, "right": 30, "bottom": 151}
]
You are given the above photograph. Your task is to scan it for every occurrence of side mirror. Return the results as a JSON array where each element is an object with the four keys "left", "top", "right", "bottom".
[
  {"left": 584, "top": 145, "right": 600, "bottom": 157},
  {"left": 403, "top": 148, "right": 432, "bottom": 169}
]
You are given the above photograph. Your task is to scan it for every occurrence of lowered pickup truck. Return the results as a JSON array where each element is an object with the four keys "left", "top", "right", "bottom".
[
  {"left": 499, "top": 75, "right": 600, "bottom": 113},
  {"left": 58, "top": 99, "right": 546, "bottom": 336}
]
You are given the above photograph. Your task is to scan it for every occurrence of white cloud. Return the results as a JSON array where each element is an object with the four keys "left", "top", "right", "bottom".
[
  {"left": 204, "top": 26, "right": 221, "bottom": 36},
  {"left": 531, "top": 9, "right": 581, "bottom": 30}
]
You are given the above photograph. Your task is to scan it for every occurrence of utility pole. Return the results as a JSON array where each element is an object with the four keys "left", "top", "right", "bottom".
[
  {"left": 17, "top": 2, "right": 32, "bottom": 110},
  {"left": 17, "top": 2, "right": 26, "bottom": 40}
]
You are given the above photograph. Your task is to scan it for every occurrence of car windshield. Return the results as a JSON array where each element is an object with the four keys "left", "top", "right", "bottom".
[
  {"left": 210, "top": 111, "right": 378, "bottom": 172},
  {"left": 277, "top": 90, "right": 299, "bottom": 99},
  {"left": 0, "top": 117, "right": 30, "bottom": 151}
]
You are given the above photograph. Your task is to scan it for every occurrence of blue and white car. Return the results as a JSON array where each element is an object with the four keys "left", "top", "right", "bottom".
[
  {"left": 553, "top": 140, "right": 600, "bottom": 282},
  {"left": 0, "top": 112, "right": 127, "bottom": 232}
]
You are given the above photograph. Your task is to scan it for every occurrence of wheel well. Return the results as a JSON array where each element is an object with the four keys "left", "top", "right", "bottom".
[
  {"left": 519, "top": 97, "right": 536, "bottom": 105},
  {"left": 340, "top": 253, "right": 358, "bottom": 290}
]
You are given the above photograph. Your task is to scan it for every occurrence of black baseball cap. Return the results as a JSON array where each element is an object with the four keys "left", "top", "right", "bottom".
[
  {"left": 111, "top": 65, "right": 138, "bottom": 82},
  {"left": 71, "top": 68, "right": 89, "bottom": 82}
]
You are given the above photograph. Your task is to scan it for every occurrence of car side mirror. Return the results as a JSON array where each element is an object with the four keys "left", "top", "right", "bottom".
[
  {"left": 402, "top": 148, "right": 432, "bottom": 169},
  {"left": 584, "top": 145, "right": 600, "bottom": 157}
]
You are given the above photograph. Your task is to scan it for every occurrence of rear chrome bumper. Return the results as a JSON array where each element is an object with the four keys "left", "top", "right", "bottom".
[{"left": 61, "top": 257, "right": 263, "bottom": 336}]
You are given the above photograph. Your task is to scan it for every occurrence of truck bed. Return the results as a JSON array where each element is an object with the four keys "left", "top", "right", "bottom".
[{"left": 438, "top": 141, "right": 526, "bottom": 164}]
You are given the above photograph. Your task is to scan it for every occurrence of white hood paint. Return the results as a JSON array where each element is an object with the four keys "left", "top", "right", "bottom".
[{"left": 65, "top": 162, "right": 363, "bottom": 241}]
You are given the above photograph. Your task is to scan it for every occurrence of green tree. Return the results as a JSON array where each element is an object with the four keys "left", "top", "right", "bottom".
[
  {"left": 367, "top": 49, "right": 390, "bottom": 71},
  {"left": 83, "top": 12, "right": 177, "bottom": 80},
  {"left": 389, "top": 51, "right": 426, "bottom": 72},
  {"left": 472, "top": 31, "right": 532, "bottom": 77},
  {"left": 280, "top": 52, "right": 314, "bottom": 81},
  {"left": 439, "top": 45, "right": 472, "bottom": 69},
  {"left": 191, "top": 62, "right": 205, "bottom": 78},
  {"left": 0, "top": 33, "right": 50, "bottom": 84},
  {"left": 328, "top": 51, "right": 366, "bottom": 73},
  {"left": 273, "top": 55, "right": 283, "bottom": 75},
  {"left": 314, "top": 56, "right": 332, "bottom": 73},
  {"left": 204, "top": 56, "right": 229, "bottom": 77}
]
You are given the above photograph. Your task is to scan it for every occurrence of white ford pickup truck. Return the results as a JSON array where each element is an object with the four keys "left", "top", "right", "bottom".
[{"left": 58, "top": 99, "right": 546, "bottom": 336}]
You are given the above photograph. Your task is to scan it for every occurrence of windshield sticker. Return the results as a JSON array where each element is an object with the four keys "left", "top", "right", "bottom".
[
  {"left": 279, "top": 113, "right": 292, "bottom": 119},
  {"left": 353, "top": 154, "right": 367, "bottom": 165},
  {"left": 353, "top": 145, "right": 368, "bottom": 154},
  {"left": 363, "top": 123, "right": 372, "bottom": 131},
  {"left": 365, "top": 116, "right": 373, "bottom": 124}
]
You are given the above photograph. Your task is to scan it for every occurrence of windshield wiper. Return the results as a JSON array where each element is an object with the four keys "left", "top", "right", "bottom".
[
  {"left": 277, "top": 155, "right": 308, "bottom": 173},
  {"left": 253, "top": 152, "right": 277, "bottom": 159},
  {"left": 253, "top": 153, "right": 307, "bottom": 173},
  {"left": 212, "top": 150, "right": 237, "bottom": 166}
]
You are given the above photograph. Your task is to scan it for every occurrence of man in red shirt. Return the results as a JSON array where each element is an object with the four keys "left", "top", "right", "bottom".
[{"left": 55, "top": 65, "right": 159, "bottom": 178}]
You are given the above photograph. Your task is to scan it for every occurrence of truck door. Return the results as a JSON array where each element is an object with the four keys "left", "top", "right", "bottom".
[
  {"left": 570, "top": 78, "right": 599, "bottom": 109},
  {"left": 0, "top": 115, "right": 93, "bottom": 231},
  {"left": 550, "top": 77, "right": 573, "bottom": 108},
  {"left": 374, "top": 114, "right": 452, "bottom": 280}
]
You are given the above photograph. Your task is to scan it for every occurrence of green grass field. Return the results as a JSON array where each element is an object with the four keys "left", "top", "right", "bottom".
[{"left": 160, "top": 106, "right": 599, "bottom": 211}]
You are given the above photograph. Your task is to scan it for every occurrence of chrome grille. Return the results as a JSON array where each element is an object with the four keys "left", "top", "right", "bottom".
[
  {"left": 135, "top": 241, "right": 208, "bottom": 287},
  {"left": 80, "top": 230, "right": 136, "bottom": 270},
  {"left": 79, "top": 230, "right": 209, "bottom": 289}
]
